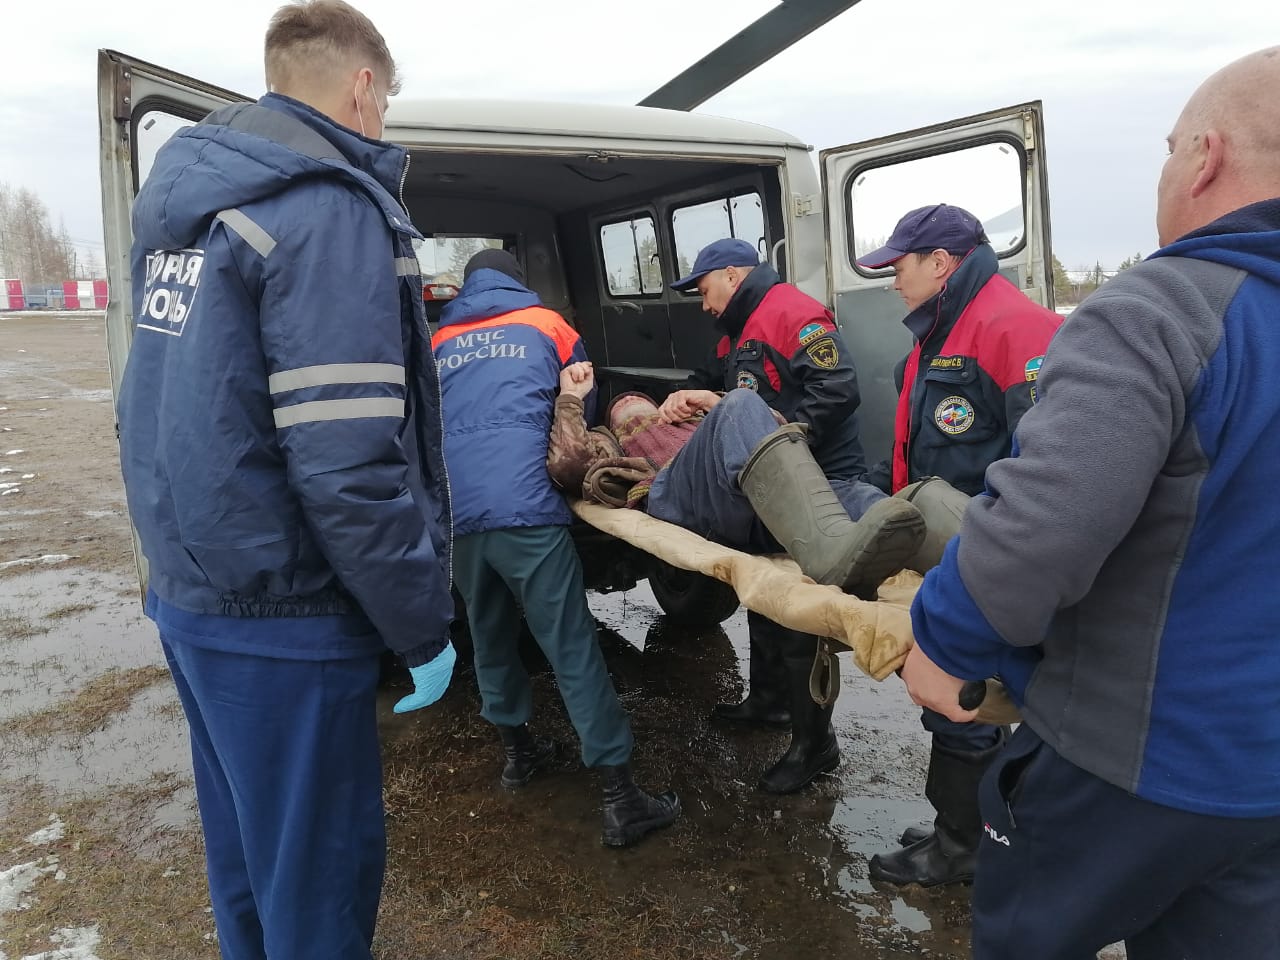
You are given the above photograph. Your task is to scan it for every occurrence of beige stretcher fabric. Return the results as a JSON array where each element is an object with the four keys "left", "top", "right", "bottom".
[{"left": 572, "top": 499, "right": 1019, "bottom": 726}]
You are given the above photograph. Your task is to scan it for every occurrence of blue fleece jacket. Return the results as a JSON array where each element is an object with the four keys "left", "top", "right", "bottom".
[{"left": 912, "top": 199, "right": 1280, "bottom": 817}]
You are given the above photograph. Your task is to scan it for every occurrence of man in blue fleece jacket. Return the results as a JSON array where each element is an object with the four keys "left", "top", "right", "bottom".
[{"left": 901, "top": 47, "right": 1280, "bottom": 959}]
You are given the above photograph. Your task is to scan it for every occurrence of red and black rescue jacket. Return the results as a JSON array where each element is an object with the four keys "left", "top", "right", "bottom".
[
  {"left": 879, "top": 245, "right": 1061, "bottom": 496},
  {"left": 685, "top": 264, "right": 868, "bottom": 480}
]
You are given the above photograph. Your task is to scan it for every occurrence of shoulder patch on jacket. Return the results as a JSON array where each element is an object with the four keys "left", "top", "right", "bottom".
[{"left": 805, "top": 337, "right": 839, "bottom": 369}]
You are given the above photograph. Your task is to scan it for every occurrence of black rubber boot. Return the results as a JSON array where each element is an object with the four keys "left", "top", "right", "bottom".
[
  {"left": 898, "top": 823, "right": 931, "bottom": 847},
  {"left": 714, "top": 615, "right": 790, "bottom": 728},
  {"left": 497, "top": 723, "right": 558, "bottom": 789},
  {"left": 600, "top": 764, "right": 681, "bottom": 848},
  {"left": 869, "top": 740, "right": 1002, "bottom": 886},
  {"left": 758, "top": 652, "right": 840, "bottom": 794}
]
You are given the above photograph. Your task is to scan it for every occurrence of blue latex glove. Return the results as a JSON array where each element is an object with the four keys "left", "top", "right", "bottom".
[{"left": 393, "top": 642, "right": 457, "bottom": 714}]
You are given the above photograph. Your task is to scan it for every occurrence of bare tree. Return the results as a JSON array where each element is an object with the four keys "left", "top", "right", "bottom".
[{"left": 0, "top": 181, "right": 75, "bottom": 284}]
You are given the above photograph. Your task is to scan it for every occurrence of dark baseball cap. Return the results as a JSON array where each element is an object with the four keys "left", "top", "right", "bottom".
[
  {"left": 671, "top": 238, "right": 760, "bottom": 291},
  {"left": 856, "top": 204, "right": 988, "bottom": 269}
]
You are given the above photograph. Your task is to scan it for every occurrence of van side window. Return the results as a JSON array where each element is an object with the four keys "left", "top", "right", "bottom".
[
  {"left": 672, "top": 192, "right": 765, "bottom": 281},
  {"left": 600, "top": 217, "right": 663, "bottom": 297}
]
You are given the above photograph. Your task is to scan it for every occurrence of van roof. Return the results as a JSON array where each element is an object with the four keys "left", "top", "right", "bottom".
[{"left": 385, "top": 99, "right": 810, "bottom": 150}]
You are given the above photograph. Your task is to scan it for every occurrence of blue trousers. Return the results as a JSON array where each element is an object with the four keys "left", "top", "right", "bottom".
[
  {"left": 453, "top": 525, "right": 633, "bottom": 767},
  {"left": 647, "top": 388, "right": 885, "bottom": 550},
  {"left": 975, "top": 723, "right": 1280, "bottom": 959},
  {"left": 162, "top": 635, "right": 384, "bottom": 960}
]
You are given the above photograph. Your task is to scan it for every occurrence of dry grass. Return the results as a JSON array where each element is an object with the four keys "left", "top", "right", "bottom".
[
  {"left": 1, "top": 664, "right": 170, "bottom": 738},
  {"left": 0, "top": 610, "right": 49, "bottom": 641},
  {"left": 0, "top": 775, "right": 217, "bottom": 960},
  {"left": 44, "top": 601, "right": 97, "bottom": 620}
]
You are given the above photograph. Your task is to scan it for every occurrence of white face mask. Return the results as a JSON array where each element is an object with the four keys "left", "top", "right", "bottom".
[{"left": 354, "top": 80, "right": 385, "bottom": 138}]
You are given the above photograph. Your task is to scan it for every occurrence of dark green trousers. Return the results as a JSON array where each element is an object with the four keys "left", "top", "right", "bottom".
[{"left": 453, "top": 525, "right": 633, "bottom": 767}]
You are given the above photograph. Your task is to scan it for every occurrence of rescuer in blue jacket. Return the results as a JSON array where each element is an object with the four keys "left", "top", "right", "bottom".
[{"left": 433, "top": 249, "right": 681, "bottom": 848}]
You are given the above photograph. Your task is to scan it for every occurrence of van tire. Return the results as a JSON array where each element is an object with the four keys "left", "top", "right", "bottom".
[{"left": 647, "top": 559, "right": 739, "bottom": 626}]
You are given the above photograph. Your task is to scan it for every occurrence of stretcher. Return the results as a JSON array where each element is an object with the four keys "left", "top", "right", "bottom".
[{"left": 572, "top": 499, "right": 1019, "bottom": 726}]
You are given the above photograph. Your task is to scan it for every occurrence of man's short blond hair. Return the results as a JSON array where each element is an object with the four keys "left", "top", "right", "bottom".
[{"left": 265, "top": 0, "right": 401, "bottom": 96}]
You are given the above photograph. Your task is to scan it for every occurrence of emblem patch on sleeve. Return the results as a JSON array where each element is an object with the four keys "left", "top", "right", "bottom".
[
  {"left": 805, "top": 337, "right": 839, "bottom": 369},
  {"left": 798, "top": 321, "right": 829, "bottom": 346},
  {"left": 1025, "top": 355, "right": 1044, "bottom": 382},
  {"left": 934, "top": 396, "right": 975, "bottom": 435},
  {"left": 737, "top": 370, "right": 760, "bottom": 391}
]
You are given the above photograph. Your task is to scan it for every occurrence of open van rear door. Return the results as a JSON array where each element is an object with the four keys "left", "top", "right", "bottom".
[
  {"left": 97, "top": 50, "right": 248, "bottom": 589},
  {"left": 820, "top": 102, "right": 1054, "bottom": 466}
]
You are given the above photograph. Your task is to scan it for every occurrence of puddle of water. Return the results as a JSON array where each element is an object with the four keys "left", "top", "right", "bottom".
[{"left": 0, "top": 568, "right": 195, "bottom": 828}]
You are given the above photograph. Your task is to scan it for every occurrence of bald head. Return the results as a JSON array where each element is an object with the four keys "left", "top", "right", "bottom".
[{"left": 1157, "top": 47, "right": 1280, "bottom": 245}]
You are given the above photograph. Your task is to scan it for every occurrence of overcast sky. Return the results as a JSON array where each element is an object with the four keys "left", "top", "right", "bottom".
[{"left": 1, "top": 0, "right": 1274, "bottom": 271}]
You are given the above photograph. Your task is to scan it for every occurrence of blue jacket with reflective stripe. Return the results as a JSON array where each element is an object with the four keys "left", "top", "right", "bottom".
[
  {"left": 118, "top": 93, "right": 452, "bottom": 667},
  {"left": 434, "top": 270, "right": 592, "bottom": 536}
]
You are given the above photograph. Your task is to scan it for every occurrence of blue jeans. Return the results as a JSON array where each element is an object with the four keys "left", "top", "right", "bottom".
[{"left": 647, "top": 388, "right": 885, "bottom": 549}]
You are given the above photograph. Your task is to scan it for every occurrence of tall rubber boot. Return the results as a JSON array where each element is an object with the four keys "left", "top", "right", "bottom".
[
  {"left": 758, "top": 653, "right": 840, "bottom": 794},
  {"left": 740, "top": 424, "right": 926, "bottom": 599},
  {"left": 714, "top": 615, "right": 790, "bottom": 728},
  {"left": 868, "top": 739, "right": 1002, "bottom": 886},
  {"left": 599, "top": 764, "right": 681, "bottom": 848},
  {"left": 893, "top": 477, "right": 971, "bottom": 573},
  {"left": 497, "top": 723, "right": 558, "bottom": 789}
]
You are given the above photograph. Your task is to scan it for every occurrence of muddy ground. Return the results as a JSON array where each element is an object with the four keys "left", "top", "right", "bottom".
[{"left": 0, "top": 315, "right": 1120, "bottom": 959}]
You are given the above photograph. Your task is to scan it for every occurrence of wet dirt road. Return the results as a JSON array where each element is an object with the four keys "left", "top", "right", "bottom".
[{"left": 0, "top": 314, "right": 983, "bottom": 959}]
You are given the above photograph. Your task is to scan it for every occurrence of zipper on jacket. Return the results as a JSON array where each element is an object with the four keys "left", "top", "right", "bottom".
[{"left": 398, "top": 151, "right": 411, "bottom": 213}]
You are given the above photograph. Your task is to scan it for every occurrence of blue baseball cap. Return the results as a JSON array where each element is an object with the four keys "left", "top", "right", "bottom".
[
  {"left": 856, "top": 204, "right": 988, "bottom": 269},
  {"left": 671, "top": 238, "right": 760, "bottom": 291}
]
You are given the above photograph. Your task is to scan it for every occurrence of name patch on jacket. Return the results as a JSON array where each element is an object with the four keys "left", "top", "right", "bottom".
[
  {"left": 436, "top": 329, "right": 528, "bottom": 370},
  {"left": 138, "top": 249, "right": 205, "bottom": 337},
  {"left": 930, "top": 355, "right": 966, "bottom": 370}
]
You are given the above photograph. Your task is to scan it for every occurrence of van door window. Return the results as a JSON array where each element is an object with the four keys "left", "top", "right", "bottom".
[
  {"left": 849, "top": 141, "right": 1025, "bottom": 270},
  {"left": 136, "top": 110, "right": 196, "bottom": 188},
  {"left": 600, "top": 217, "right": 663, "bottom": 297},
  {"left": 672, "top": 191, "right": 765, "bottom": 279}
]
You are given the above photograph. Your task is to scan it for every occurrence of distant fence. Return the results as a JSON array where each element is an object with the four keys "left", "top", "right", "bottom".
[{"left": 1, "top": 279, "right": 108, "bottom": 311}]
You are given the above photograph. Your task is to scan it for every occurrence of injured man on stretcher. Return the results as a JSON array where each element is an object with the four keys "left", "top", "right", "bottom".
[{"left": 548, "top": 362, "right": 968, "bottom": 598}]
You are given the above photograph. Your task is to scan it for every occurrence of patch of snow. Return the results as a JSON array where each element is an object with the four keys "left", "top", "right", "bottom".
[
  {"left": 21, "top": 474, "right": 34, "bottom": 480},
  {"left": 25, "top": 816, "right": 65, "bottom": 846},
  {"left": 161, "top": 868, "right": 180, "bottom": 878},
  {"left": 18, "top": 925, "right": 102, "bottom": 960},
  {"left": 0, "top": 468, "right": 11, "bottom": 474},
  {"left": 0, "top": 483, "right": 19, "bottom": 492},
  {"left": 4, "top": 450, "right": 24, "bottom": 456},
  {"left": 0, "top": 859, "right": 58, "bottom": 912},
  {"left": 1, "top": 489, "right": 19, "bottom": 497},
  {"left": 0, "top": 555, "right": 73, "bottom": 571}
]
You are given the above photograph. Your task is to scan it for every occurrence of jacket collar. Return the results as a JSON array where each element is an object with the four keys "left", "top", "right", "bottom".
[
  {"left": 902, "top": 243, "right": 999, "bottom": 345},
  {"left": 718, "top": 263, "right": 781, "bottom": 337},
  {"left": 257, "top": 93, "right": 409, "bottom": 204}
]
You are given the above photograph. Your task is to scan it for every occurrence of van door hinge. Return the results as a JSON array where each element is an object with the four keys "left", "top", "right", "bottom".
[
  {"left": 1021, "top": 111, "right": 1036, "bottom": 150},
  {"left": 793, "top": 194, "right": 818, "bottom": 217},
  {"left": 114, "top": 63, "right": 132, "bottom": 123}
]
